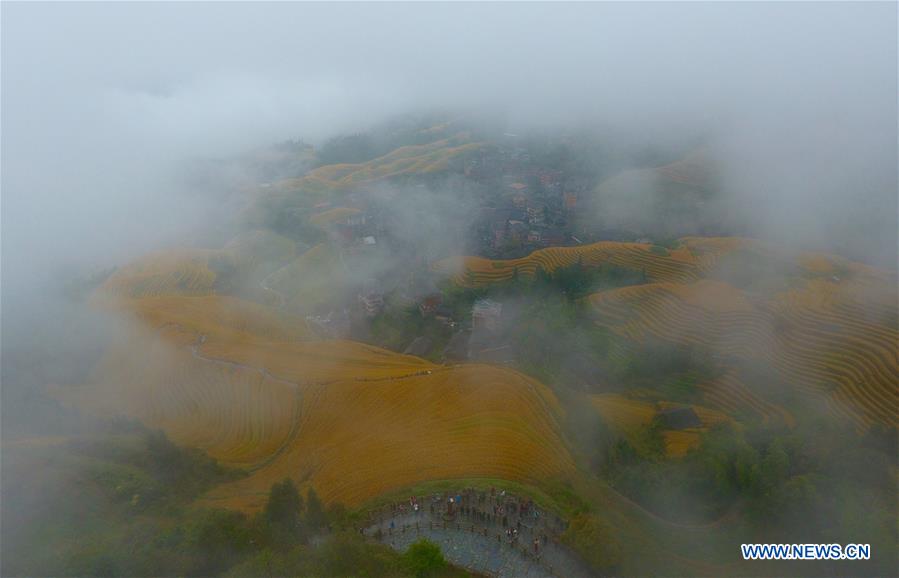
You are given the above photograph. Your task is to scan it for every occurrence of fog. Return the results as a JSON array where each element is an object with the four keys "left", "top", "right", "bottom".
[
  {"left": 4, "top": 2, "right": 895, "bottom": 299},
  {"left": 2, "top": 2, "right": 897, "bottom": 576}
]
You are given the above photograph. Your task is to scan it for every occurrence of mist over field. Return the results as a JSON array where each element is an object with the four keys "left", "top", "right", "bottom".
[
  {"left": 2, "top": 2, "right": 896, "bottom": 578},
  {"left": 4, "top": 2, "right": 895, "bottom": 290}
]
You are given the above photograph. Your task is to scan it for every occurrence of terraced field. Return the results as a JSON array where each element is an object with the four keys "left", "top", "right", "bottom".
[
  {"left": 265, "top": 243, "right": 349, "bottom": 314},
  {"left": 53, "top": 332, "right": 302, "bottom": 468},
  {"left": 309, "top": 206, "right": 360, "bottom": 226},
  {"left": 101, "top": 231, "right": 300, "bottom": 300},
  {"left": 588, "top": 275, "right": 898, "bottom": 431},
  {"left": 203, "top": 361, "right": 574, "bottom": 510},
  {"left": 267, "top": 134, "right": 483, "bottom": 201},
  {"left": 589, "top": 394, "right": 731, "bottom": 457},
  {"left": 432, "top": 241, "right": 700, "bottom": 286},
  {"left": 440, "top": 237, "right": 896, "bottom": 432},
  {"left": 55, "top": 290, "right": 576, "bottom": 512},
  {"left": 102, "top": 249, "right": 222, "bottom": 298},
  {"left": 114, "top": 294, "right": 314, "bottom": 344}
]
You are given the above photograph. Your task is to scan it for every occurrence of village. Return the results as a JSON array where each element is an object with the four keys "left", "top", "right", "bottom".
[{"left": 300, "top": 136, "right": 598, "bottom": 366}]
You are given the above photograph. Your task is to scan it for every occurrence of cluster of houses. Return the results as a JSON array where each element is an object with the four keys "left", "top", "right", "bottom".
[
  {"left": 463, "top": 143, "right": 591, "bottom": 255},
  {"left": 478, "top": 200, "right": 568, "bottom": 252},
  {"left": 298, "top": 136, "right": 600, "bottom": 356},
  {"left": 314, "top": 200, "right": 383, "bottom": 252}
]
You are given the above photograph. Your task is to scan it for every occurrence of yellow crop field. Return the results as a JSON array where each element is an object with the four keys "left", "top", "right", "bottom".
[
  {"left": 309, "top": 207, "right": 360, "bottom": 226},
  {"left": 102, "top": 249, "right": 222, "bottom": 298},
  {"left": 265, "top": 243, "right": 347, "bottom": 314},
  {"left": 589, "top": 394, "right": 731, "bottom": 457},
  {"left": 432, "top": 241, "right": 700, "bottom": 287},
  {"left": 588, "top": 273, "right": 898, "bottom": 431},
  {"left": 113, "top": 295, "right": 314, "bottom": 344},
  {"left": 101, "top": 231, "right": 302, "bottom": 301},
  {"left": 590, "top": 394, "right": 655, "bottom": 434},
  {"left": 51, "top": 328, "right": 302, "bottom": 468},
  {"left": 694, "top": 372, "right": 795, "bottom": 428},
  {"left": 224, "top": 230, "right": 298, "bottom": 263},
  {"left": 269, "top": 135, "right": 483, "bottom": 198},
  {"left": 202, "top": 362, "right": 574, "bottom": 510},
  {"left": 435, "top": 238, "right": 896, "bottom": 432},
  {"left": 660, "top": 431, "right": 702, "bottom": 458},
  {"left": 55, "top": 291, "right": 575, "bottom": 512}
]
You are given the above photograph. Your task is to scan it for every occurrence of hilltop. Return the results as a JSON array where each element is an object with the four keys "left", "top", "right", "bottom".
[{"left": 54, "top": 290, "right": 576, "bottom": 511}]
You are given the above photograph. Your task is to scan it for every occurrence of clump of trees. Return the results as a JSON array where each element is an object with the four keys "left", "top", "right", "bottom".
[
  {"left": 260, "top": 479, "right": 334, "bottom": 549},
  {"left": 590, "top": 418, "right": 897, "bottom": 572},
  {"left": 401, "top": 539, "right": 447, "bottom": 577},
  {"left": 562, "top": 513, "right": 622, "bottom": 572}
]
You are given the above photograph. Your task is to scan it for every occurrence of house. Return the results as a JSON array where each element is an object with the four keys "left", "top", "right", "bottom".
[
  {"left": 511, "top": 192, "right": 528, "bottom": 208},
  {"left": 527, "top": 230, "right": 542, "bottom": 243},
  {"left": 526, "top": 206, "right": 545, "bottom": 226},
  {"left": 656, "top": 406, "right": 702, "bottom": 430},
  {"left": 508, "top": 220, "right": 528, "bottom": 243},
  {"left": 538, "top": 170, "right": 561, "bottom": 187},
  {"left": 419, "top": 293, "right": 443, "bottom": 316},
  {"left": 433, "top": 304, "right": 455, "bottom": 327},
  {"left": 359, "top": 292, "right": 384, "bottom": 317},
  {"left": 472, "top": 299, "right": 503, "bottom": 332},
  {"left": 563, "top": 192, "right": 577, "bottom": 210},
  {"left": 346, "top": 214, "right": 366, "bottom": 227},
  {"left": 540, "top": 229, "right": 567, "bottom": 246}
]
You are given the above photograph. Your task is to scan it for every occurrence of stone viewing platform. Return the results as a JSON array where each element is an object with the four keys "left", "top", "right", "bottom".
[{"left": 361, "top": 487, "right": 594, "bottom": 578}]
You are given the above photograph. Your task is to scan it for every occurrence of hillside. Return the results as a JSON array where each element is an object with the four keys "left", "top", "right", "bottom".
[
  {"left": 254, "top": 134, "right": 484, "bottom": 208},
  {"left": 574, "top": 151, "right": 725, "bottom": 239},
  {"left": 101, "top": 230, "right": 301, "bottom": 303},
  {"left": 265, "top": 243, "right": 349, "bottom": 314},
  {"left": 438, "top": 237, "right": 898, "bottom": 432},
  {"left": 590, "top": 394, "right": 732, "bottom": 458},
  {"left": 432, "top": 241, "right": 699, "bottom": 286},
  {"left": 53, "top": 290, "right": 576, "bottom": 511}
]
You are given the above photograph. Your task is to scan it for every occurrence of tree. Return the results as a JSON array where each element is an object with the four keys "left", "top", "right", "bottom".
[
  {"left": 402, "top": 539, "right": 446, "bottom": 578},
  {"left": 562, "top": 514, "right": 621, "bottom": 572},
  {"left": 264, "top": 479, "right": 304, "bottom": 533},
  {"left": 305, "top": 487, "right": 327, "bottom": 531}
]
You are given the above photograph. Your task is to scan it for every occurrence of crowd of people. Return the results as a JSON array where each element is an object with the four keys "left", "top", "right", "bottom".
[{"left": 363, "top": 486, "right": 571, "bottom": 569}]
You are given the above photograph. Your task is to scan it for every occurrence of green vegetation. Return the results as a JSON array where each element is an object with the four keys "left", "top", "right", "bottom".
[
  {"left": 368, "top": 296, "right": 453, "bottom": 360},
  {"left": 561, "top": 513, "right": 622, "bottom": 572},
  {"left": 402, "top": 539, "right": 447, "bottom": 577},
  {"left": 317, "top": 132, "right": 378, "bottom": 165},
  {"left": 432, "top": 260, "right": 652, "bottom": 387},
  {"left": 587, "top": 418, "right": 896, "bottom": 565},
  {"left": 2, "top": 426, "right": 484, "bottom": 578}
]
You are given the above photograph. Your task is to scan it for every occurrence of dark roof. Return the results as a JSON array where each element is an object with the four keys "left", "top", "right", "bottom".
[
  {"left": 657, "top": 407, "right": 702, "bottom": 430},
  {"left": 434, "top": 305, "right": 454, "bottom": 318}
]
